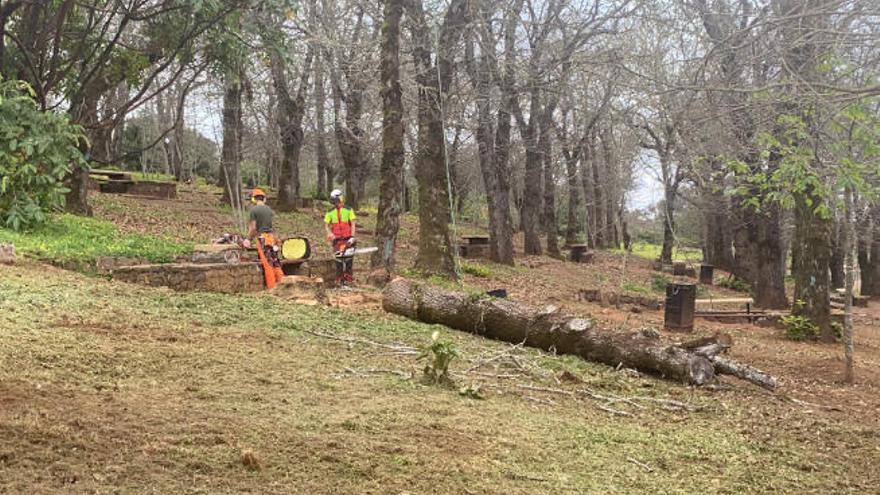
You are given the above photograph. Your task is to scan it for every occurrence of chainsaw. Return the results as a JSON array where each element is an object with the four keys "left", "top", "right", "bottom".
[{"left": 334, "top": 238, "right": 378, "bottom": 259}]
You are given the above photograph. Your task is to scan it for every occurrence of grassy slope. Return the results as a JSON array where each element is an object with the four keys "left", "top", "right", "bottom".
[
  {"left": 0, "top": 213, "right": 191, "bottom": 264},
  {"left": 1, "top": 262, "right": 874, "bottom": 494}
]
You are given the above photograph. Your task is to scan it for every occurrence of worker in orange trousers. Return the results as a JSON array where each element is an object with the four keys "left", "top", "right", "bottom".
[{"left": 248, "top": 188, "right": 285, "bottom": 289}]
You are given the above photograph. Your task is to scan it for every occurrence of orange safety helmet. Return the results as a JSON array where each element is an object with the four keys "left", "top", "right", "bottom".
[{"left": 251, "top": 188, "right": 266, "bottom": 202}]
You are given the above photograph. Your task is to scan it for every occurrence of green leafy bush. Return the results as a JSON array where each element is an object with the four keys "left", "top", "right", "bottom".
[
  {"left": 781, "top": 315, "right": 820, "bottom": 341},
  {"left": 0, "top": 78, "right": 87, "bottom": 231},
  {"left": 418, "top": 331, "right": 459, "bottom": 385},
  {"left": 0, "top": 214, "right": 192, "bottom": 264}
]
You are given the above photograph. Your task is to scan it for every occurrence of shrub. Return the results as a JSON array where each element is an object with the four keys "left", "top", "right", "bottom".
[
  {"left": 0, "top": 78, "right": 87, "bottom": 231},
  {"left": 781, "top": 315, "right": 820, "bottom": 341},
  {"left": 418, "top": 331, "right": 459, "bottom": 385}
]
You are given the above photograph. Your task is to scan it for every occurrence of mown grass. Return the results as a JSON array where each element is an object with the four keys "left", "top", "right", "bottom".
[
  {"left": 1, "top": 263, "right": 875, "bottom": 493},
  {"left": 616, "top": 242, "right": 703, "bottom": 262},
  {"left": 0, "top": 213, "right": 192, "bottom": 263}
]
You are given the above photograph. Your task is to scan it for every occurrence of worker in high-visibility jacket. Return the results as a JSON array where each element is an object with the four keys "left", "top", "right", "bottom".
[
  {"left": 324, "top": 189, "right": 357, "bottom": 286},
  {"left": 248, "top": 188, "right": 285, "bottom": 289}
]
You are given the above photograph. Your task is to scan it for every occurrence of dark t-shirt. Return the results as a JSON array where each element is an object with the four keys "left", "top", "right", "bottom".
[{"left": 249, "top": 204, "right": 274, "bottom": 233}]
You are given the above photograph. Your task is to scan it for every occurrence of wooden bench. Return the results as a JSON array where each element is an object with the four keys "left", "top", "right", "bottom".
[
  {"left": 695, "top": 297, "right": 756, "bottom": 322},
  {"left": 460, "top": 235, "right": 490, "bottom": 259}
]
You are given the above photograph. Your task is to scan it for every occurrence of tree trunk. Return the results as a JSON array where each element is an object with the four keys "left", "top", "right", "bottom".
[
  {"left": 314, "top": 56, "right": 329, "bottom": 198},
  {"left": 520, "top": 98, "right": 543, "bottom": 255},
  {"left": 791, "top": 191, "right": 833, "bottom": 342},
  {"left": 600, "top": 127, "right": 619, "bottom": 248},
  {"left": 65, "top": 91, "right": 101, "bottom": 215},
  {"left": 590, "top": 137, "right": 606, "bottom": 248},
  {"left": 540, "top": 112, "right": 559, "bottom": 258},
  {"left": 703, "top": 192, "right": 734, "bottom": 271},
  {"left": 564, "top": 151, "right": 582, "bottom": 245},
  {"left": 220, "top": 73, "right": 243, "bottom": 207},
  {"left": 382, "top": 278, "right": 716, "bottom": 385},
  {"left": 748, "top": 205, "right": 789, "bottom": 309},
  {"left": 858, "top": 209, "right": 877, "bottom": 295},
  {"left": 372, "top": 0, "right": 405, "bottom": 272},
  {"left": 269, "top": 45, "right": 313, "bottom": 211},
  {"left": 580, "top": 142, "right": 597, "bottom": 247},
  {"left": 170, "top": 83, "right": 186, "bottom": 181},
  {"left": 843, "top": 185, "right": 855, "bottom": 383},
  {"left": 660, "top": 183, "right": 676, "bottom": 265},
  {"left": 405, "top": 0, "right": 467, "bottom": 277},
  {"left": 829, "top": 217, "right": 845, "bottom": 289}
]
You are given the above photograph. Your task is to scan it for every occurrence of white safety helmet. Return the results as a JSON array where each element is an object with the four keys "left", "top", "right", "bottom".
[{"left": 330, "top": 189, "right": 343, "bottom": 203}]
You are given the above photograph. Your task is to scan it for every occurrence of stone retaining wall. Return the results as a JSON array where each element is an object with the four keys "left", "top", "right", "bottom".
[
  {"left": 129, "top": 181, "right": 177, "bottom": 199},
  {"left": 113, "top": 262, "right": 265, "bottom": 293}
]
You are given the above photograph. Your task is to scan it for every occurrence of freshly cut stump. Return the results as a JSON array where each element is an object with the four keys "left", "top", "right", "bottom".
[
  {"left": 382, "top": 278, "right": 716, "bottom": 385},
  {"left": 272, "top": 275, "right": 327, "bottom": 305}
]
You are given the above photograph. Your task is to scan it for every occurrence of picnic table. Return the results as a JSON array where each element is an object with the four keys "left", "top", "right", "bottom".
[{"left": 460, "top": 235, "right": 490, "bottom": 258}]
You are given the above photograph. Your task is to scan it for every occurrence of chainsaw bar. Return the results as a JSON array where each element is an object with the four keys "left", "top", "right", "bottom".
[{"left": 334, "top": 246, "right": 378, "bottom": 259}]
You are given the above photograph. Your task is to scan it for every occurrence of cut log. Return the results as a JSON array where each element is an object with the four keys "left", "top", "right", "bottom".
[{"left": 382, "top": 278, "right": 716, "bottom": 385}]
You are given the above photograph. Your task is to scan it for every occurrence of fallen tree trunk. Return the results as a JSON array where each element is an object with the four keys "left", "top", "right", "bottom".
[{"left": 382, "top": 278, "right": 716, "bottom": 385}]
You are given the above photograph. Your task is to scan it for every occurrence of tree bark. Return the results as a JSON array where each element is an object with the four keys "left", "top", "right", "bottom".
[
  {"left": 520, "top": 93, "right": 544, "bottom": 255},
  {"left": 590, "top": 136, "right": 607, "bottom": 248},
  {"left": 325, "top": 9, "right": 370, "bottom": 210},
  {"left": 405, "top": 0, "right": 467, "bottom": 277},
  {"left": 65, "top": 90, "right": 102, "bottom": 215},
  {"left": 600, "top": 126, "right": 619, "bottom": 248},
  {"left": 858, "top": 208, "right": 878, "bottom": 295},
  {"left": 220, "top": 72, "right": 243, "bottom": 207},
  {"left": 314, "top": 53, "right": 329, "bottom": 197},
  {"left": 539, "top": 107, "right": 560, "bottom": 257},
  {"left": 564, "top": 149, "right": 582, "bottom": 245},
  {"left": 382, "top": 278, "right": 716, "bottom": 385},
  {"left": 791, "top": 190, "right": 833, "bottom": 342},
  {"left": 735, "top": 204, "right": 789, "bottom": 309},
  {"left": 268, "top": 43, "right": 313, "bottom": 211},
  {"left": 843, "top": 185, "right": 855, "bottom": 383},
  {"left": 829, "top": 218, "right": 845, "bottom": 290},
  {"left": 660, "top": 181, "right": 676, "bottom": 264},
  {"left": 372, "top": 0, "right": 405, "bottom": 272}
]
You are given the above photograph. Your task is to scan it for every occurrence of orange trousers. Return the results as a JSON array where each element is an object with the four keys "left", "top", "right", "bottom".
[{"left": 256, "top": 233, "right": 285, "bottom": 289}]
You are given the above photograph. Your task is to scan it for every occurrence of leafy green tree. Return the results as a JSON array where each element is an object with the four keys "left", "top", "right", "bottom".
[{"left": 0, "top": 79, "right": 86, "bottom": 231}]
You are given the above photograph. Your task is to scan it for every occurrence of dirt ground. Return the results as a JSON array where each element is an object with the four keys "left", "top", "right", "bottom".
[
  {"left": 1, "top": 188, "right": 875, "bottom": 493},
  {"left": 91, "top": 187, "right": 880, "bottom": 423}
]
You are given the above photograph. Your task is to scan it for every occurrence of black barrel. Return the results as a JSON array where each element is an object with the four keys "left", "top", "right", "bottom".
[
  {"left": 699, "top": 264, "right": 714, "bottom": 285},
  {"left": 664, "top": 283, "right": 696, "bottom": 331}
]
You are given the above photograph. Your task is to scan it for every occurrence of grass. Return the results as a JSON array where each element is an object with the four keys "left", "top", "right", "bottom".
[
  {"left": 1, "top": 262, "right": 876, "bottom": 493},
  {"left": 0, "top": 213, "right": 192, "bottom": 264},
  {"left": 461, "top": 260, "right": 491, "bottom": 278},
  {"left": 616, "top": 242, "right": 703, "bottom": 262}
]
